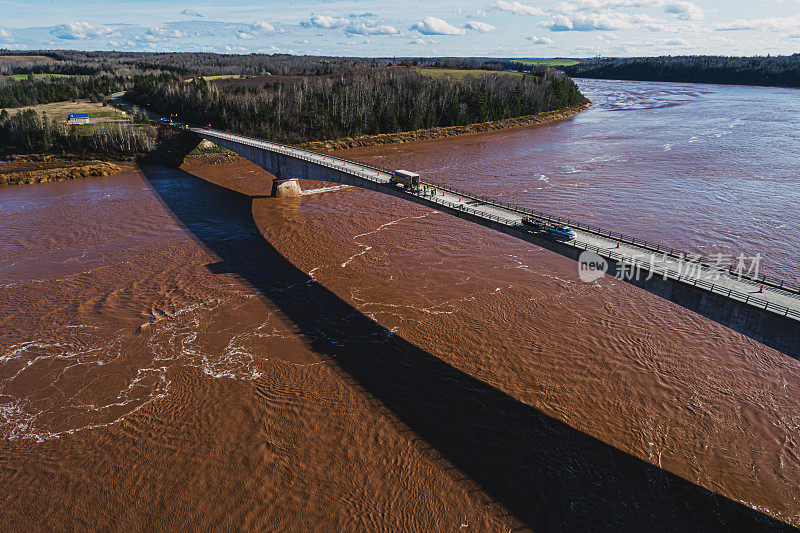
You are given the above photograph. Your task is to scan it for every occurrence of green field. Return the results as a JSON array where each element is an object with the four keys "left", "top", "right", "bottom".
[
  {"left": 6, "top": 100, "right": 126, "bottom": 122},
  {"left": 512, "top": 58, "right": 582, "bottom": 67},
  {"left": 414, "top": 68, "right": 525, "bottom": 80},
  {"left": 185, "top": 74, "right": 245, "bottom": 82},
  {"left": 5, "top": 73, "right": 75, "bottom": 81}
]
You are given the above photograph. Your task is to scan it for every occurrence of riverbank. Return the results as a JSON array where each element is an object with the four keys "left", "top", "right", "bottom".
[
  {"left": 299, "top": 102, "right": 591, "bottom": 151},
  {"left": 1, "top": 102, "right": 592, "bottom": 181},
  {"left": 0, "top": 155, "right": 122, "bottom": 185}
]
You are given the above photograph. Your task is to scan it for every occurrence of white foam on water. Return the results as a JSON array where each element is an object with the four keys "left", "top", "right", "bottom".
[
  {"left": 300, "top": 185, "right": 350, "bottom": 196},
  {"left": 341, "top": 212, "right": 436, "bottom": 268}
]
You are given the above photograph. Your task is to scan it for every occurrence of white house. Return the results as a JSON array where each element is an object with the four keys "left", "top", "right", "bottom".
[{"left": 67, "top": 113, "right": 90, "bottom": 124}]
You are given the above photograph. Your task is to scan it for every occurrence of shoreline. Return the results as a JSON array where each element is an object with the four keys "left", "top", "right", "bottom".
[
  {"left": 0, "top": 156, "right": 123, "bottom": 186},
  {"left": 299, "top": 102, "right": 591, "bottom": 152}
]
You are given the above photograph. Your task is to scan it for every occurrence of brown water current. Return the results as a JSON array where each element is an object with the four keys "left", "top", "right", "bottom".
[{"left": 1, "top": 79, "right": 799, "bottom": 530}]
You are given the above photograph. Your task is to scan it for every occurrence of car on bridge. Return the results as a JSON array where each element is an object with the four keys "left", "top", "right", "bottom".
[{"left": 545, "top": 224, "right": 576, "bottom": 241}]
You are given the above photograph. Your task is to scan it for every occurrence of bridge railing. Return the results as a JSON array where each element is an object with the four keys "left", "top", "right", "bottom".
[
  {"left": 567, "top": 238, "right": 800, "bottom": 321},
  {"left": 411, "top": 185, "right": 800, "bottom": 320},
  {"left": 189, "top": 126, "right": 397, "bottom": 181},
  {"left": 187, "top": 123, "right": 799, "bottom": 299},
  {"left": 420, "top": 179, "right": 800, "bottom": 297}
]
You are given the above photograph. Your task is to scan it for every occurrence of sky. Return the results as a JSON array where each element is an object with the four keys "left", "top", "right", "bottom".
[{"left": 1, "top": 0, "right": 799, "bottom": 57}]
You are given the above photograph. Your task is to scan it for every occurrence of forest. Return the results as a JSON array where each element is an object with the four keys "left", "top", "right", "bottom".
[
  {"left": 0, "top": 50, "right": 517, "bottom": 77},
  {"left": 126, "top": 67, "right": 585, "bottom": 143},
  {"left": 0, "top": 50, "right": 585, "bottom": 153},
  {"left": 0, "top": 74, "right": 126, "bottom": 107},
  {"left": 563, "top": 55, "right": 800, "bottom": 87}
]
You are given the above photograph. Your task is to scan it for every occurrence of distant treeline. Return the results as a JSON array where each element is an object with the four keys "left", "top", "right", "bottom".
[
  {"left": 563, "top": 55, "right": 800, "bottom": 87},
  {"left": 0, "top": 109, "right": 152, "bottom": 155},
  {"left": 126, "top": 67, "right": 586, "bottom": 143},
  {"left": 0, "top": 74, "right": 126, "bottom": 107},
  {"left": 0, "top": 50, "right": 519, "bottom": 77}
]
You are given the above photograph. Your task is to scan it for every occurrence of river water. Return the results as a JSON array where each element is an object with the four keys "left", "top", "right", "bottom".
[{"left": 1, "top": 79, "right": 799, "bottom": 529}]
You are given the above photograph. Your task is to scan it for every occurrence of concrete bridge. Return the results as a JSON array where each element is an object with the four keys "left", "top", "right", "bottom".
[{"left": 172, "top": 122, "right": 800, "bottom": 358}]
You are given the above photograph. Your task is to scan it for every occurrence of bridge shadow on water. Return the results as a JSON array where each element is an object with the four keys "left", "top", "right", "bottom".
[{"left": 141, "top": 164, "right": 791, "bottom": 531}]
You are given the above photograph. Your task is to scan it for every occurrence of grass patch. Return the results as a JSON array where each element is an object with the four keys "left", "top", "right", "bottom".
[
  {"left": 5, "top": 73, "right": 76, "bottom": 81},
  {"left": 413, "top": 67, "right": 525, "bottom": 80},
  {"left": 64, "top": 123, "right": 122, "bottom": 135},
  {"left": 511, "top": 58, "right": 582, "bottom": 67},
  {"left": 4, "top": 100, "right": 128, "bottom": 122},
  {"left": 185, "top": 74, "right": 245, "bottom": 82}
]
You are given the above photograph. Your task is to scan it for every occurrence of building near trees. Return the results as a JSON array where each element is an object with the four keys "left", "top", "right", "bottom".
[{"left": 67, "top": 113, "right": 90, "bottom": 124}]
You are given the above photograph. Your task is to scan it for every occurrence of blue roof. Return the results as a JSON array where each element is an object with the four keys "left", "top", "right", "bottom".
[{"left": 68, "top": 113, "right": 89, "bottom": 118}]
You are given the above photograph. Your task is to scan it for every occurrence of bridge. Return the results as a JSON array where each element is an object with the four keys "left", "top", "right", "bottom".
[{"left": 122, "top": 102, "right": 800, "bottom": 358}]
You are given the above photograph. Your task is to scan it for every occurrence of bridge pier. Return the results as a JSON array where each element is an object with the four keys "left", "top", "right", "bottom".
[{"left": 271, "top": 178, "right": 301, "bottom": 198}]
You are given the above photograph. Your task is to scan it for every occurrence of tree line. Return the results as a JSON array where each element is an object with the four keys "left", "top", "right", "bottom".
[
  {"left": 127, "top": 67, "right": 586, "bottom": 143},
  {"left": 1, "top": 50, "right": 521, "bottom": 77},
  {"left": 0, "top": 74, "right": 126, "bottom": 108},
  {"left": 563, "top": 55, "right": 800, "bottom": 87}
]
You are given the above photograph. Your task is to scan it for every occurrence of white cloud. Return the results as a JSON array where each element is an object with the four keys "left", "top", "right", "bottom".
[
  {"left": 0, "top": 29, "right": 11, "bottom": 41},
  {"left": 557, "top": 0, "right": 653, "bottom": 10},
  {"left": 496, "top": 0, "right": 545, "bottom": 16},
  {"left": 180, "top": 9, "right": 202, "bottom": 17},
  {"left": 51, "top": 21, "right": 114, "bottom": 40},
  {"left": 664, "top": 1, "right": 704, "bottom": 21},
  {"left": 410, "top": 38, "right": 427, "bottom": 44},
  {"left": 716, "top": 15, "right": 800, "bottom": 31},
  {"left": 465, "top": 21, "right": 497, "bottom": 32},
  {"left": 236, "top": 32, "right": 254, "bottom": 40},
  {"left": 661, "top": 37, "right": 689, "bottom": 45},
  {"left": 411, "top": 16, "right": 466, "bottom": 35},
  {"left": 542, "top": 12, "right": 659, "bottom": 31},
  {"left": 476, "top": 9, "right": 489, "bottom": 17},
  {"left": 558, "top": 0, "right": 704, "bottom": 20},
  {"left": 305, "top": 15, "right": 350, "bottom": 29},
  {"left": 251, "top": 21, "right": 276, "bottom": 33},
  {"left": 527, "top": 35, "right": 553, "bottom": 44},
  {"left": 345, "top": 22, "right": 399, "bottom": 35},
  {"left": 143, "top": 26, "right": 186, "bottom": 42}
]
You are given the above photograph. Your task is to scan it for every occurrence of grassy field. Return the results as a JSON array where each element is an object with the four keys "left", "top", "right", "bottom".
[
  {"left": 5, "top": 100, "right": 126, "bottom": 122},
  {"left": 512, "top": 58, "right": 582, "bottom": 67},
  {"left": 185, "top": 74, "right": 245, "bottom": 82},
  {"left": 414, "top": 67, "right": 525, "bottom": 80},
  {"left": 5, "top": 73, "right": 75, "bottom": 81}
]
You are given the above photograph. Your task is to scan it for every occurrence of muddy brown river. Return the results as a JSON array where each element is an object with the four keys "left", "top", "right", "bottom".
[{"left": 1, "top": 79, "right": 799, "bottom": 530}]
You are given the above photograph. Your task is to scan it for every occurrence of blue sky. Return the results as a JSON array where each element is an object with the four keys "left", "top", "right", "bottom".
[{"left": 1, "top": 0, "right": 799, "bottom": 57}]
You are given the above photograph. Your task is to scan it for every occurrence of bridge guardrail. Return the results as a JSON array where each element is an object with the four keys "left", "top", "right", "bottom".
[
  {"left": 411, "top": 186, "right": 800, "bottom": 320},
  {"left": 568, "top": 238, "right": 800, "bottom": 321},
  {"left": 190, "top": 126, "right": 397, "bottom": 181},
  {"left": 420, "top": 179, "right": 800, "bottom": 298},
  {"left": 183, "top": 123, "right": 799, "bottom": 301}
]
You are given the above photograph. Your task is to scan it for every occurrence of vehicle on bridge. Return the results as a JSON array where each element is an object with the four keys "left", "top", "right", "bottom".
[
  {"left": 520, "top": 217, "right": 576, "bottom": 241},
  {"left": 545, "top": 223, "right": 576, "bottom": 241},
  {"left": 521, "top": 216, "right": 543, "bottom": 230},
  {"left": 391, "top": 170, "right": 420, "bottom": 190}
]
